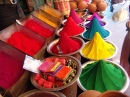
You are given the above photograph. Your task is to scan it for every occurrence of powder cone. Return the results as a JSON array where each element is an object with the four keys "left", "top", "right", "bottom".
[
  {"left": 85, "top": 16, "right": 105, "bottom": 28},
  {"left": 79, "top": 60, "right": 126, "bottom": 92},
  {"left": 52, "top": 31, "right": 81, "bottom": 54},
  {"left": 69, "top": 8, "right": 84, "bottom": 24},
  {"left": 59, "top": 17, "right": 84, "bottom": 37},
  {"left": 81, "top": 32, "right": 116, "bottom": 60},
  {"left": 87, "top": 12, "right": 102, "bottom": 21},
  {"left": 83, "top": 17, "right": 110, "bottom": 40}
]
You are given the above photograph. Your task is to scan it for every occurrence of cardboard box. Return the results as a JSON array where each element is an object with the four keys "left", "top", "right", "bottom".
[
  {"left": 0, "top": 23, "right": 47, "bottom": 60},
  {"left": 31, "top": 6, "right": 63, "bottom": 30},
  {"left": 0, "top": 40, "right": 30, "bottom": 97},
  {"left": 16, "top": 15, "right": 56, "bottom": 44}
]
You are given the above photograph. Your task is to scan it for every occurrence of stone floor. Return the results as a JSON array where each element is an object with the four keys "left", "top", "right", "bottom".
[{"left": 102, "top": 1, "right": 130, "bottom": 96}]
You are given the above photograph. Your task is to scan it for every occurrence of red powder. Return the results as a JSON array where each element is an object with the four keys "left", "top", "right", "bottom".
[
  {"left": 24, "top": 19, "right": 53, "bottom": 38},
  {"left": 0, "top": 51, "right": 25, "bottom": 89},
  {"left": 7, "top": 32, "right": 44, "bottom": 56},
  {"left": 59, "top": 17, "right": 84, "bottom": 37},
  {"left": 51, "top": 31, "right": 81, "bottom": 54}
]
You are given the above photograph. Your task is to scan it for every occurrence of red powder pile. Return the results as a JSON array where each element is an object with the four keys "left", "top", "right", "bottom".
[
  {"left": 59, "top": 17, "right": 84, "bottom": 37},
  {"left": 7, "top": 32, "right": 44, "bottom": 56},
  {"left": 51, "top": 31, "right": 81, "bottom": 54},
  {"left": 24, "top": 19, "right": 53, "bottom": 38},
  {"left": 0, "top": 51, "right": 25, "bottom": 89}
]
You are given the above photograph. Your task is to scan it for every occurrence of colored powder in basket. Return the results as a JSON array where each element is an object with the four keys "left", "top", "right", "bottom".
[
  {"left": 69, "top": 8, "right": 84, "bottom": 24},
  {"left": 24, "top": 19, "right": 53, "bottom": 38},
  {"left": 83, "top": 17, "right": 110, "bottom": 40},
  {"left": 85, "top": 16, "right": 105, "bottom": 28},
  {"left": 87, "top": 12, "right": 102, "bottom": 21},
  {"left": 0, "top": 51, "right": 25, "bottom": 89},
  {"left": 79, "top": 60, "right": 126, "bottom": 92},
  {"left": 51, "top": 31, "right": 81, "bottom": 54},
  {"left": 35, "top": 12, "right": 58, "bottom": 28},
  {"left": 7, "top": 32, "right": 44, "bottom": 56},
  {"left": 59, "top": 17, "right": 84, "bottom": 36},
  {"left": 81, "top": 32, "right": 116, "bottom": 60}
]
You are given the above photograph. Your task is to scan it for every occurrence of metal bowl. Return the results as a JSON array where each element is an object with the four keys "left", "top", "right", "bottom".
[
  {"left": 81, "top": 29, "right": 111, "bottom": 40},
  {"left": 18, "top": 89, "right": 66, "bottom": 97},
  {"left": 47, "top": 37, "right": 85, "bottom": 56},
  {"left": 30, "top": 56, "right": 82, "bottom": 91},
  {"left": 83, "top": 20, "right": 107, "bottom": 29},
  {"left": 77, "top": 60, "right": 129, "bottom": 93},
  {"left": 80, "top": 41, "right": 117, "bottom": 61},
  {"left": 56, "top": 26, "right": 86, "bottom": 37}
]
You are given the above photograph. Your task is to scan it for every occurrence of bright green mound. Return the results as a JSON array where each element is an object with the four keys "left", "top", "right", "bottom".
[
  {"left": 79, "top": 60, "right": 126, "bottom": 92},
  {"left": 83, "top": 17, "right": 110, "bottom": 40}
]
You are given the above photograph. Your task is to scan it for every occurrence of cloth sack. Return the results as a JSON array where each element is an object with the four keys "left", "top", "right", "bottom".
[{"left": 0, "top": 0, "right": 25, "bottom": 31}]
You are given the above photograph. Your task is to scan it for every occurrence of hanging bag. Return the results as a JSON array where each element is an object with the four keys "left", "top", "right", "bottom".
[{"left": 0, "top": 0, "right": 25, "bottom": 31}]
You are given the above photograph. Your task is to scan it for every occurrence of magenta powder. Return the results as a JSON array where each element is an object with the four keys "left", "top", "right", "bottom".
[{"left": 0, "top": 51, "right": 25, "bottom": 89}]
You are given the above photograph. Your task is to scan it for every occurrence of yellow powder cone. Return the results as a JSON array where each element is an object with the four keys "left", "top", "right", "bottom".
[{"left": 81, "top": 32, "right": 116, "bottom": 60}]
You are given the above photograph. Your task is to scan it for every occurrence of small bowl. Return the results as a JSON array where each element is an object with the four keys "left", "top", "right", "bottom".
[
  {"left": 77, "top": 60, "right": 130, "bottom": 93},
  {"left": 81, "top": 30, "right": 111, "bottom": 40},
  {"left": 80, "top": 41, "right": 117, "bottom": 60},
  {"left": 98, "top": 90, "right": 129, "bottom": 97},
  {"left": 47, "top": 37, "right": 85, "bottom": 56},
  {"left": 83, "top": 20, "right": 107, "bottom": 28},
  {"left": 18, "top": 89, "right": 66, "bottom": 97},
  {"left": 30, "top": 56, "right": 82, "bottom": 91},
  {"left": 56, "top": 26, "right": 86, "bottom": 37},
  {"left": 82, "top": 14, "right": 104, "bottom": 21}
]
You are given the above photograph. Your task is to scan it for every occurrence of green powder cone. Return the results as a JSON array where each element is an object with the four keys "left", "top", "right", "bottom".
[
  {"left": 79, "top": 60, "right": 126, "bottom": 92},
  {"left": 83, "top": 17, "right": 110, "bottom": 40}
]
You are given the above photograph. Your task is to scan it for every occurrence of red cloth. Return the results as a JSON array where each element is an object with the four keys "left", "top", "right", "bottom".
[{"left": 24, "top": 19, "right": 53, "bottom": 38}]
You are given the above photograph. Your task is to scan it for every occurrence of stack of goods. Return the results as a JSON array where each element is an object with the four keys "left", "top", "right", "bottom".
[
  {"left": 82, "top": 17, "right": 110, "bottom": 40},
  {"left": 79, "top": 60, "right": 126, "bottom": 92},
  {"left": 58, "top": 17, "right": 85, "bottom": 37},
  {"left": 50, "top": 31, "right": 82, "bottom": 54},
  {"left": 34, "top": 57, "right": 78, "bottom": 88},
  {"left": 80, "top": 32, "right": 116, "bottom": 60}
]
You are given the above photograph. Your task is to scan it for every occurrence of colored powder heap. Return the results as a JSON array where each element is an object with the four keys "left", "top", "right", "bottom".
[
  {"left": 85, "top": 16, "right": 105, "bottom": 28},
  {"left": 24, "top": 19, "right": 53, "bottom": 38},
  {"left": 0, "top": 51, "right": 25, "bottom": 89},
  {"left": 87, "top": 12, "right": 103, "bottom": 21},
  {"left": 81, "top": 32, "right": 116, "bottom": 60},
  {"left": 35, "top": 12, "right": 58, "bottom": 28},
  {"left": 69, "top": 9, "right": 84, "bottom": 24},
  {"left": 83, "top": 17, "right": 110, "bottom": 40},
  {"left": 79, "top": 60, "right": 126, "bottom": 92},
  {"left": 51, "top": 31, "right": 81, "bottom": 54},
  {"left": 59, "top": 17, "right": 84, "bottom": 37},
  {"left": 7, "top": 32, "right": 44, "bottom": 56}
]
